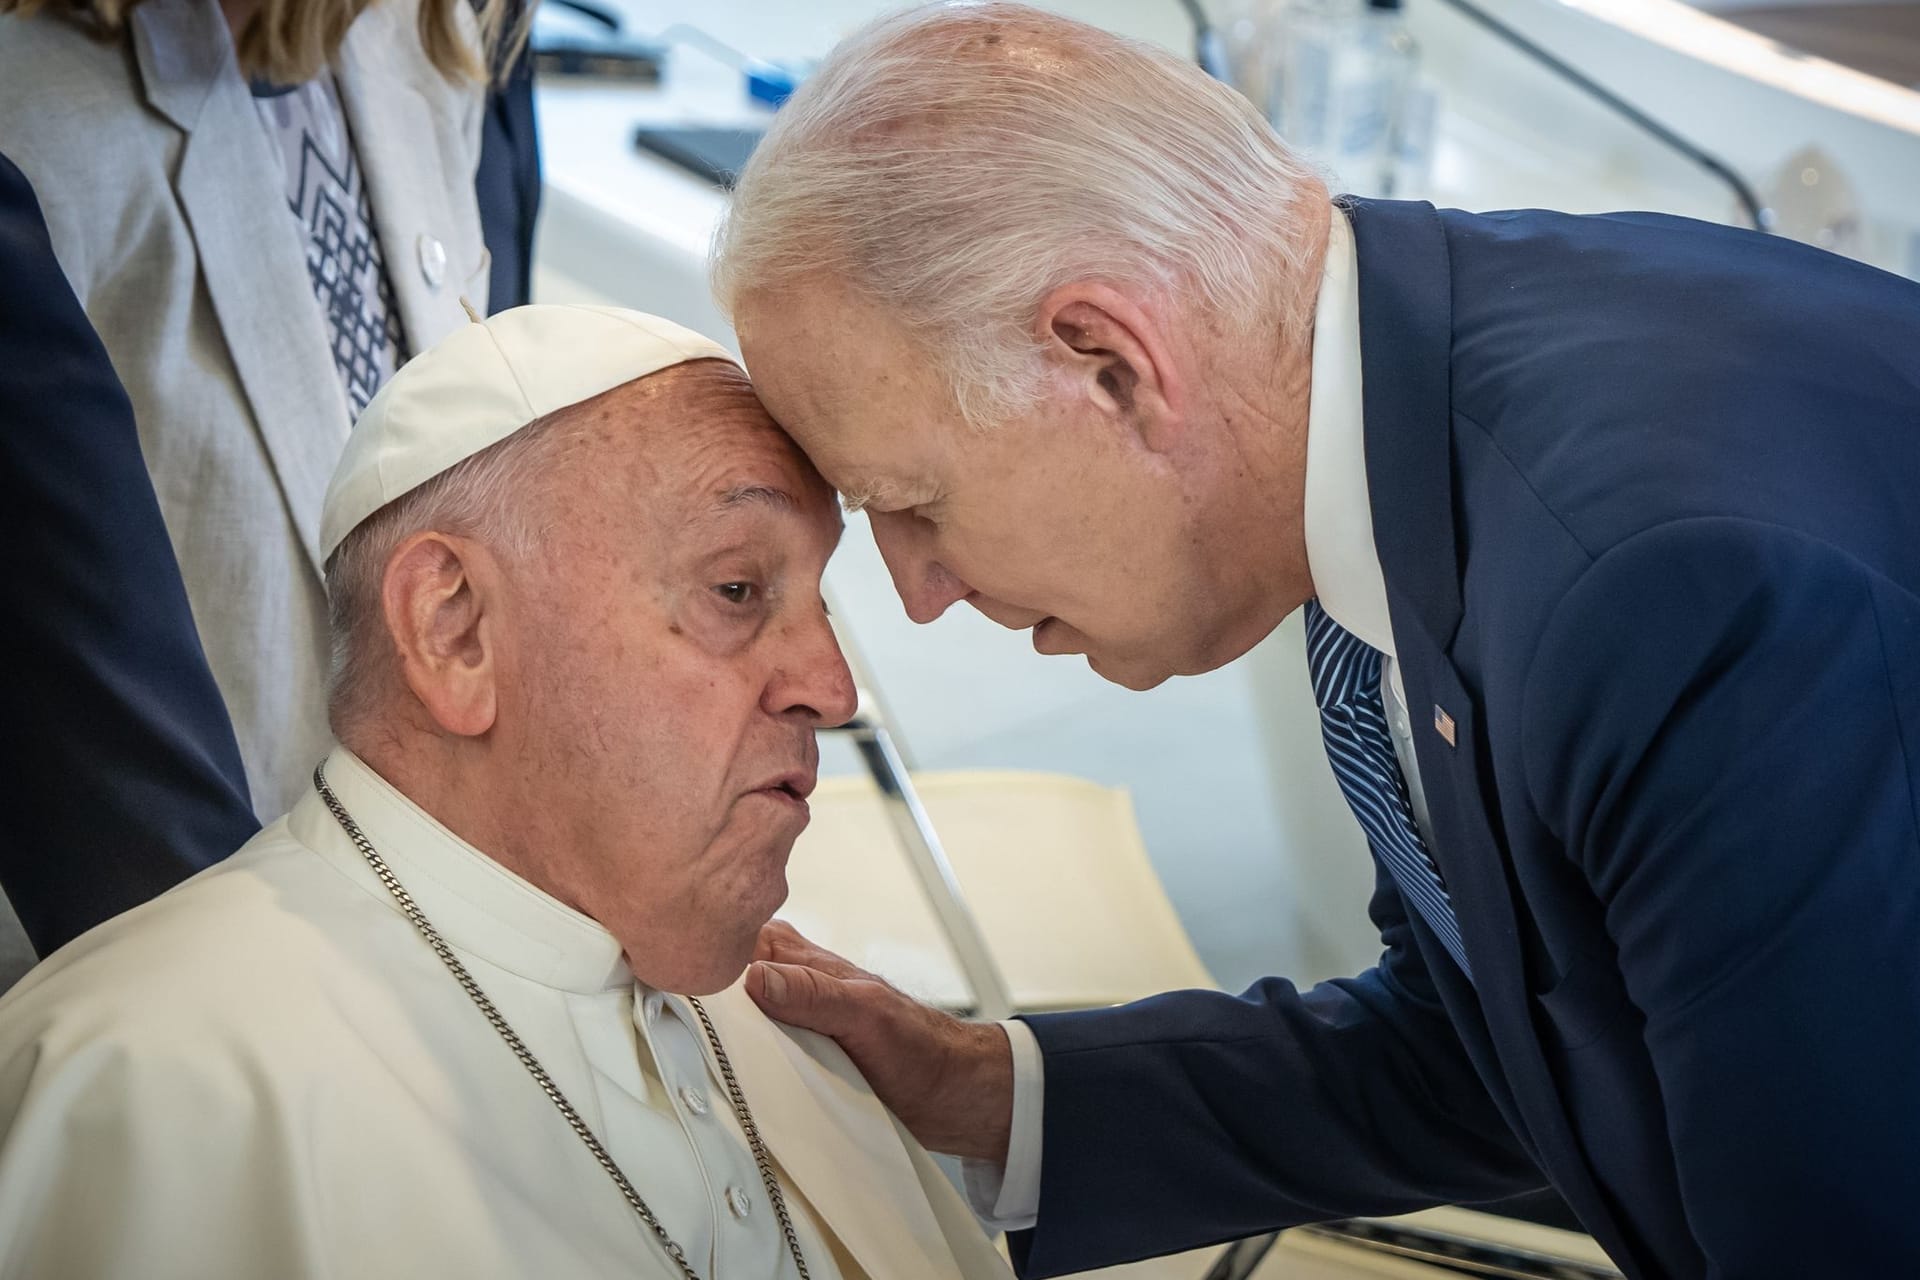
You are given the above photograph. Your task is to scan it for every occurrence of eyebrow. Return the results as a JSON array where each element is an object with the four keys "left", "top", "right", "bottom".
[
  {"left": 838, "top": 480, "right": 896, "bottom": 514},
  {"left": 715, "top": 483, "right": 798, "bottom": 513}
]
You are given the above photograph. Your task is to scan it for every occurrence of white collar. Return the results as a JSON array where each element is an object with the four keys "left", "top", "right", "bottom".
[
  {"left": 1301, "top": 205, "right": 1396, "bottom": 659},
  {"left": 291, "top": 746, "right": 634, "bottom": 995},
  {"left": 293, "top": 749, "right": 997, "bottom": 1278}
]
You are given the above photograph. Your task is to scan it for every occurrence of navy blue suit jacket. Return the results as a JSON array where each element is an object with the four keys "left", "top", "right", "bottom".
[
  {"left": 1018, "top": 201, "right": 1920, "bottom": 1279},
  {"left": 0, "top": 151, "right": 258, "bottom": 956},
  {"left": 476, "top": 3, "right": 541, "bottom": 312}
]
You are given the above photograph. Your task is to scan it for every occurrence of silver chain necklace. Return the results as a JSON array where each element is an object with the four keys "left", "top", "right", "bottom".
[{"left": 313, "top": 766, "right": 812, "bottom": 1280}]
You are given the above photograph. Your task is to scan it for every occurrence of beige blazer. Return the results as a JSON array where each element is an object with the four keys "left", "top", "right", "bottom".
[{"left": 0, "top": 0, "right": 488, "bottom": 818}]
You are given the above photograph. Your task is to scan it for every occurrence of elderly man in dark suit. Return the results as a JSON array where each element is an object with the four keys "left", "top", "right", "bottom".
[
  {"left": 0, "top": 150, "right": 258, "bottom": 975},
  {"left": 710, "top": 5, "right": 1920, "bottom": 1278}
]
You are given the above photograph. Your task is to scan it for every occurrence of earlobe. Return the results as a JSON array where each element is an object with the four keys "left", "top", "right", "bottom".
[{"left": 382, "top": 533, "right": 500, "bottom": 738}]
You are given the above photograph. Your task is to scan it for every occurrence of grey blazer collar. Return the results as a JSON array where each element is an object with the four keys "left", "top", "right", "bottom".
[
  {"left": 127, "top": 0, "right": 225, "bottom": 131},
  {"left": 335, "top": 8, "right": 481, "bottom": 367},
  {"left": 126, "top": 0, "right": 480, "bottom": 580}
]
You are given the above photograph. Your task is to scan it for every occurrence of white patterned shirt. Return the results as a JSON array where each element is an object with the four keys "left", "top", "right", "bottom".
[{"left": 253, "top": 75, "right": 408, "bottom": 419}]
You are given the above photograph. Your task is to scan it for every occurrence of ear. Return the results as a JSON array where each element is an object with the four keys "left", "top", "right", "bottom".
[
  {"left": 1034, "top": 282, "right": 1183, "bottom": 447},
  {"left": 379, "top": 531, "right": 501, "bottom": 738}
]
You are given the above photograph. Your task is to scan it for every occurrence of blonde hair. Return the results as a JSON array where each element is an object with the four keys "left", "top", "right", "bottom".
[
  {"left": 5, "top": 0, "right": 529, "bottom": 86},
  {"left": 713, "top": 2, "right": 1326, "bottom": 427}
]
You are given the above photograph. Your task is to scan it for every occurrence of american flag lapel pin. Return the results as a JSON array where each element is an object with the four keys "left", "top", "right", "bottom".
[{"left": 1433, "top": 704, "right": 1458, "bottom": 748}]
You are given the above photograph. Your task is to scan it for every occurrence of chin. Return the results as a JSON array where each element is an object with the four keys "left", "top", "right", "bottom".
[
  {"left": 740, "top": 860, "right": 793, "bottom": 925},
  {"left": 656, "top": 890, "right": 792, "bottom": 997},
  {"left": 640, "top": 938, "right": 759, "bottom": 997},
  {"left": 677, "top": 960, "right": 754, "bottom": 998},
  {"left": 1087, "top": 653, "right": 1175, "bottom": 691},
  {"left": 624, "top": 910, "right": 770, "bottom": 997}
]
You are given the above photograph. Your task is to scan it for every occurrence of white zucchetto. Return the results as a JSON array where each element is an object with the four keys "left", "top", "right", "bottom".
[{"left": 320, "top": 305, "right": 737, "bottom": 562}]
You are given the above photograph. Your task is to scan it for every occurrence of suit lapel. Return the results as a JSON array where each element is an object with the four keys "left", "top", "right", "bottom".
[
  {"left": 335, "top": 11, "right": 485, "bottom": 345},
  {"left": 132, "top": 0, "right": 346, "bottom": 581},
  {"left": 1347, "top": 199, "right": 1463, "bottom": 654},
  {"left": 693, "top": 984, "right": 976, "bottom": 1280},
  {"left": 1401, "top": 643, "right": 1640, "bottom": 1273},
  {"left": 1348, "top": 200, "right": 1639, "bottom": 1269}
]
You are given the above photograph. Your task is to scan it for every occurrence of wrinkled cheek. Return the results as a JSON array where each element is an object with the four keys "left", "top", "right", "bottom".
[{"left": 704, "top": 818, "right": 799, "bottom": 906}]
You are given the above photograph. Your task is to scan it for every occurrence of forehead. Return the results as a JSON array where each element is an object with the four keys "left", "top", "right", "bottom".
[
  {"left": 590, "top": 362, "right": 842, "bottom": 537},
  {"left": 733, "top": 281, "right": 955, "bottom": 497}
]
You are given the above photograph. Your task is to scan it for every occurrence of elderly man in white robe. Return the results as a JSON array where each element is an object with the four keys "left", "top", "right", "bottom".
[{"left": 0, "top": 306, "right": 1011, "bottom": 1280}]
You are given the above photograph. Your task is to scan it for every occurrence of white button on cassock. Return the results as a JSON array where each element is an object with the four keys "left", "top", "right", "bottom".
[
  {"left": 679, "top": 1085, "right": 710, "bottom": 1117},
  {"left": 726, "top": 1185, "right": 752, "bottom": 1219}
]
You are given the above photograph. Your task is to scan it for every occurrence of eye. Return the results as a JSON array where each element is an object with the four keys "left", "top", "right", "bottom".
[{"left": 714, "top": 582, "right": 757, "bottom": 606}]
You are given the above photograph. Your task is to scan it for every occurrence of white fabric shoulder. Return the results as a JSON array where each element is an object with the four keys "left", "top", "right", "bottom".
[
  {"left": 0, "top": 826, "right": 365, "bottom": 1279},
  {"left": 696, "top": 986, "right": 1014, "bottom": 1280}
]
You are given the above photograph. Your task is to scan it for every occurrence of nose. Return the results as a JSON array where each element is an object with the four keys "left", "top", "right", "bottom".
[
  {"left": 764, "top": 605, "right": 859, "bottom": 729},
  {"left": 868, "top": 509, "right": 972, "bottom": 625}
]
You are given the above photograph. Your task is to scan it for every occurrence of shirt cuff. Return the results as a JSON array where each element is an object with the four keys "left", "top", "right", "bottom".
[{"left": 959, "top": 1018, "right": 1044, "bottom": 1232}]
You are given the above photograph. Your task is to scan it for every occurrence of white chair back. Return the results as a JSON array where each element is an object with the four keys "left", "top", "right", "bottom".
[{"left": 782, "top": 770, "right": 1215, "bottom": 1012}]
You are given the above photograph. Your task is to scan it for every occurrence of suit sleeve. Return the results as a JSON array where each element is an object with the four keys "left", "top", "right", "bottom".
[
  {"left": 1011, "top": 862, "right": 1543, "bottom": 1276},
  {"left": 0, "top": 152, "right": 258, "bottom": 955},
  {"left": 1522, "top": 519, "right": 1920, "bottom": 1275},
  {"left": 475, "top": 8, "right": 541, "bottom": 314}
]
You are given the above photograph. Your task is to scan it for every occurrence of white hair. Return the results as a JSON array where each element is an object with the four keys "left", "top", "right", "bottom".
[
  {"left": 712, "top": 1, "right": 1325, "bottom": 427},
  {"left": 323, "top": 410, "right": 578, "bottom": 738}
]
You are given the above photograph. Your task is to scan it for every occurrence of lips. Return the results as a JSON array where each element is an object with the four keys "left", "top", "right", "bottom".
[
  {"left": 753, "top": 768, "right": 817, "bottom": 803},
  {"left": 967, "top": 594, "right": 1051, "bottom": 632}
]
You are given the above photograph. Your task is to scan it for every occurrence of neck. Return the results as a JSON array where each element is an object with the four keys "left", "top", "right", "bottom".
[
  {"left": 219, "top": 0, "right": 262, "bottom": 41},
  {"left": 348, "top": 725, "right": 574, "bottom": 915},
  {"left": 342, "top": 719, "right": 714, "bottom": 993},
  {"left": 1197, "top": 200, "right": 1331, "bottom": 661}
]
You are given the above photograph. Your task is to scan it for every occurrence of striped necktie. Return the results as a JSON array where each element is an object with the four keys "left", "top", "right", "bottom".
[{"left": 1304, "top": 599, "right": 1473, "bottom": 981}]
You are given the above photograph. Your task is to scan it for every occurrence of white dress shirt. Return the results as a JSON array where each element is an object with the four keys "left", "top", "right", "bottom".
[{"left": 966, "top": 205, "right": 1438, "bottom": 1230}]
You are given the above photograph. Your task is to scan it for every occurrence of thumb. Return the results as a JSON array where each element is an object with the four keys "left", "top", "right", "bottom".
[{"left": 746, "top": 960, "right": 865, "bottom": 1038}]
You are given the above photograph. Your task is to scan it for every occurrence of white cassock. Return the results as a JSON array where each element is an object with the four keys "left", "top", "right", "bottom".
[{"left": 0, "top": 748, "right": 1011, "bottom": 1280}]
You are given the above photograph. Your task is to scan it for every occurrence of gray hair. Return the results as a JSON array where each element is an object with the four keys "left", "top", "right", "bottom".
[
  {"left": 712, "top": 1, "right": 1325, "bottom": 427},
  {"left": 324, "top": 409, "right": 579, "bottom": 737}
]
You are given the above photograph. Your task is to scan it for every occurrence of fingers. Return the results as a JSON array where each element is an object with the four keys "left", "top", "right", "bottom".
[
  {"left": 745, "top": 960, "right": 877, "bottom": 1038},
  {"left": 754, "top": 919, "right": 873, "bottom": 981},
  {"left": 750, "top": 922, "right": 790, "bottom": 964},
  {"left": 754, "top": 918, "right": 811, "bottom": 962}
]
